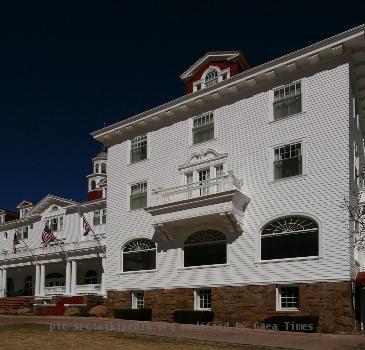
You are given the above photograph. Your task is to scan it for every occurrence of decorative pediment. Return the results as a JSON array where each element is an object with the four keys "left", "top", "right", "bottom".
[
  {"left": 16, "top": 200, "right": 34, "bottom": 209},
  {"left": 28, "top": 195, "right": 78, "bottom": 217},
  {"left": 178, "top": 149, "right": 228, "bottom": 170}
]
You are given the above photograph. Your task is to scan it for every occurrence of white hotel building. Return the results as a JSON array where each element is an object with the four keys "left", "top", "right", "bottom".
[
  {"left": 0, "top": 151, "right": 107, "bottom": 299},
  {"left": 1, "top": 24, "right": 365, "bottom": 333},
  {"left": 90, "top": 25, "right": 365, "bottom": 333}
]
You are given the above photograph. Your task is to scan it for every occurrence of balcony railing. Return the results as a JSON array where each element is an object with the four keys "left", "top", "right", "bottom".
[
  {"left": 44, "top": 286, "right": 66, "bottom": 295},
  {"left": 152, "top": 172, "right": 242, "bottom": 206},
  {"left": 75, "top": 284, "right": 102, "bottom": 295}
]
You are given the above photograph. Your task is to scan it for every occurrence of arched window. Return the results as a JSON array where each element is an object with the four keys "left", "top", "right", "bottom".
[
  {"left": 94, "top": 163, "right": 99, "bottom": 173},
  {"left": 84, "top": 270, "right": 98, "bottom": 284},
  {"left": 261, "top": 216, "right": 319, "bottom": 260},
  {"left": 184, "top": 230, "right": 227, "bottom": 267},
  {"left": 101, "top": 163, "right": 107, "bottom": 174},
  {"left": 204, "top": 69, "right": 218, "bottom": 87},
  {"left": 90, "top": 180, "right": 96, "bottom": 191},
  {"left": 122, "top": 239, "right": 156, "bottom": 272}
]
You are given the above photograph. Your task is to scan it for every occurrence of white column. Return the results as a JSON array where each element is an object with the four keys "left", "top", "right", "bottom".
[
  {"left": 35, "top": 265, "right": 40, "bottom": 296},
  {"left": 40, "top": 264, "right": 45, "bottom": 296},
  {"left": 65, "top": 261, "right": 71, "bottom": 295},
  {"left": 101, "top": 257, "right": 106, "bottom": 296},
  {"left": 2, "top": 269, "right": 7, "bottom": 297},
  {"left": 71, "top": 260, "right": 77, "bottom": 295},
  {"left": 0, "top": 270, "right": 3, "bottom": 298}
]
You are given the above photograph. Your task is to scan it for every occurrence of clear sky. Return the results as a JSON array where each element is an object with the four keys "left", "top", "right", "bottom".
[{"left": 0, "top": 0, "right": 364, "bottom": 210}]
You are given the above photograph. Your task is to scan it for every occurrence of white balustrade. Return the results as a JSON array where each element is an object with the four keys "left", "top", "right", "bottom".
[
  {"left": 44, "top": 286, "right": 66, "bottom": 295},
  {"left": 75, "top": 284, "right": 101, "bottom": 295}
]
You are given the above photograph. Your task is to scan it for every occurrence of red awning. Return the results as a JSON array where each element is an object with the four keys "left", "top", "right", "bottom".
[{"left": 355, "top": 272, "right": 365, "bottom": 284}]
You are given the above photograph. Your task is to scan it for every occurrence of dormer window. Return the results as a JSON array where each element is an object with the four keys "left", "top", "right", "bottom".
[
  {"left": 193, "top": 66, "right": 230, "bottom": 92},
  {"left": 204, "top": 69, "right": 218, "bottom": 87},
  {"left": 46, "top": 216, "right": 64, "bottom": 232}
]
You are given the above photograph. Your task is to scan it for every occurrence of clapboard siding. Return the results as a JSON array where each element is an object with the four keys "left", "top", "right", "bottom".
[{"left": 106, "top": 60, "right": 351, "bottom": 291}]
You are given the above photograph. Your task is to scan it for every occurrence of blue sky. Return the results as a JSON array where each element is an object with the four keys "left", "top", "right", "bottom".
[{"left": 0, "top": 0, "right": 364, "bottom": 210}]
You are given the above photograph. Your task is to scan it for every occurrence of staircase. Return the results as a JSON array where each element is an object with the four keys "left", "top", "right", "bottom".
[{"left": 0, "top": 296, "right": 34, "bottom": 312}]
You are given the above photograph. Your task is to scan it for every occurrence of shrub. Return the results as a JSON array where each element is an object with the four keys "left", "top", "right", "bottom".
[
  {"left": 262, "top": 315, "right": 319, "bottom": 333},
  {"left": 113, "top": 308, "right": 152, "bottom": 321},
  {"left": 173, "top": 310, "right": 215, "bottom": 324}
]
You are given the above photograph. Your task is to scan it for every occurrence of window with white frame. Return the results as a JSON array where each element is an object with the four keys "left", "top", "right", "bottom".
[
  {"left": 261, "top": 216, "right": 318, "bottom": 260},
  {"left": 102, "top": 209, "right": 106, "bottom": 224},
  {"left": 193, "top": 66, "right": 230, "bottom": 92},
  {"left": 274, "top": 142, "right": 302, "bottom": 180},
  {"left": 21, "top": 226, "right": 29, "bottom": 240},
  {"left": 132, "top": 291, "right": 145, "bottom": 309},
  {"left": 131, "top": 134, "right": 147, "bottom": 163},
  {"left": 130, "top": 182, "right": 147, "bottom": 210},
  {"left": 46, "top": 216, "right": 63, "bottom": 232},
  {"left": 273, "top": 81, "right": 302, "bottom": 120},
  {"left": 93, "top": 210, "right": 101, "bottom": 225},
  {"left": 122, "top": 239, "right": 156, "bottom": 272},
  {"left": 192, "top": 112, "right": 214, "bottom": 145},
  {"left": 277, "top": 286, "right": 299, "bottom": 311},
  {"left": 195, "top": 289, "right": 212, "bottom": 310}
]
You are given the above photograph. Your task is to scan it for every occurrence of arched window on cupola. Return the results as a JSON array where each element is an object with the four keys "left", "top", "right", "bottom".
[
  {"left": 94, "top": 163, "right": 99, "bottom": 174},
  {"left": 101, "top": 163, "right": 107, "bottom": 174},
  {"left": 204, "top": 69, "right": 219, "bottom": 87},
  {"left": 90, "top": 180, "right": 96, "bottom": 191}
]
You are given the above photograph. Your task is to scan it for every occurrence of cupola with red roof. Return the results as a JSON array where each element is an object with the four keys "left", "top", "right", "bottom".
[
  {"left": 180, "top": 51, "right": 250, "bottom": 94},
  {"left": 86, "top": 146, "right": 108, "bottom": 201}
]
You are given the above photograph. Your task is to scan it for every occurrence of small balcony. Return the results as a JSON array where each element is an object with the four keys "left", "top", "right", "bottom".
[{"left": 145, "top": 172, "right": 249, "bottom": 238}]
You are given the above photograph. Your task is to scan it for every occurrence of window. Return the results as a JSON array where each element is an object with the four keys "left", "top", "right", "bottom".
[
  {"left": 204, "top": 69, "right": 218, "bottom": 87},
  {"left": 215, "top": 165, "right": 224, "bottom": 178},
  {"left": 46, "top": 216, "right": 63, "bottom": 232},
  {"left": 101, "top": 163, "right": 107, "bottom": 174},
  {"left": 274, "top": 143, "right": 302, "bottom": 180},
  {"left": 102, "top": 209, "right": 106, "bottom": 224},
  {"left": 132, "top": 291, "right": 144, "bottom": 309},
  {"left": 130, "top": 182, "right": 147, "bottom": 210},
  {"left": 122, "top": 239, "right": 156, "bottom": 272},
  {"left": 84, "top": 270, "right": 98, "bottom": 284},
  {"left": 195, "top": 289, "right": 212, "bottom": 310},
  {"left": 131, "top": 134, "right": 147, "bottom": 163},
  {"left": 261, "top": 216, "right": 318, "bottom": 261},
  {"left": 94, "top": 164, "right": 99, "bottom": 173},
  {"left": 193, "top": 112, "right": 214, "bottom": 145},
  {"left": 184, "top": 230, "right": 226, "bottom": 267},
  {"left": 3, "top": 232, "right": 7, "bottom": 240},
  {"left": 90, "top": 180, "right": 96, "bottom": 191},
  {"left": 22, "top": 226, "right": 29, "bottom": 240},
  {"left": 273, "top": 81, "right": 302, "bottom": 120},
  {"left": 93, "top": 211, "right": 101, "bottom": 225},
  {"left": 277, "top": 286, "right": 299, "bottom": 311}
]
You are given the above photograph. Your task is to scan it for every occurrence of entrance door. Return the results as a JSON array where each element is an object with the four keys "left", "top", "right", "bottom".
[
  {"left": 24, "top": 276, "right": 33, "bottom": 296},
  {"left": 198, "top": 169, "right": 210, "bottom": 196}
]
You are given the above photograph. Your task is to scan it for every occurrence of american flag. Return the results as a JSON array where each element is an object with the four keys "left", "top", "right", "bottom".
[
  {"left": 13, "top": 231, "right": 20, "bottom": 253},
  {"left": 42, "top": 224, "right": 56, "bottom": 246},
  {"left": 82, "top": 216, "right": 91, "bottom": 236}
]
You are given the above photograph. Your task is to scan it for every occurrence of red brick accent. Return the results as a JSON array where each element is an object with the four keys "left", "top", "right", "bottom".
[{"left": 106, "top": 282, "right": 355, "bottom": 333}]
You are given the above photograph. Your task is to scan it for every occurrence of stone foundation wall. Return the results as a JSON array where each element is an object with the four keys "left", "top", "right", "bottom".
[{"left": 106, "top": 281, "right": 355, "bottom": 333}]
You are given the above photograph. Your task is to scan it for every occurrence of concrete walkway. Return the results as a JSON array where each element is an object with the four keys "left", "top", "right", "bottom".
[{"left": 0, "top": 315, "right": 365, "bottom": 350}]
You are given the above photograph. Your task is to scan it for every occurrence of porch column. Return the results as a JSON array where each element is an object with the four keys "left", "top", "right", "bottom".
[
  {"left": 65, "top": 261, "right": 71, "bottom": 295},
  {"left": 2, "top": 269, "right": 6, "bottom": 297},
  {"left": 0, "top": 270, "right": 3, "bottom": 297},
  {"left": 40, "top": 264, "right": 45, "bottom": 296},
  {"left": 101, "top": 257, "right": 106, "bottom": 296},
  {"left": 35, "top": 264, "right": 40, "bottom": 296},
  {"left": 71, "top": 260, "right": 77, "bottom": 295}
]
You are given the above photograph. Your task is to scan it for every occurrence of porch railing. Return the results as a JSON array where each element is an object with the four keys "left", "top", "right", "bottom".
[
  {"left": 75, "top": 284, "right": 101, "bottom": 295},
  {"left": 44, "top": 286, "right": 66, "bottom": 295},
  {"left": 152, "top": 172, "right": 242, "bottom": 206}
]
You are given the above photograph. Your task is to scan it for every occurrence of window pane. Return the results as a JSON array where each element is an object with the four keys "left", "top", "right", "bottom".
[
  {"left": 273, "top": 82, "right": 302, "bottom": 120},
  {"left": 193, "top": 113, "right": 214, "bottom": 144},
  {"left": 280, "top": 287, "right": 299, "bottom": 309},
  {"left": 123, "top": 250, "right": 156, "bottom": 271},
  {"left": 261, "top": 231, "right": 318, "bottom": 260},
  {"left": 131, "top": 135, "right": 147, "bottom": 163},
  {"left": 184, "top": 242, "right": 226, "bottom": 267}
]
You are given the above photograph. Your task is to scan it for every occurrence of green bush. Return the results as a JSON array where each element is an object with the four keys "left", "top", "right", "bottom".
[
  {"left": 263, "top": 315, "right": 319, "bottom": 333},
  {"left": 173, "top": 310, "right": 215, "bottom": 324},
  {"left": 112, "top": 308, "right": 152, "bottom": 321}
]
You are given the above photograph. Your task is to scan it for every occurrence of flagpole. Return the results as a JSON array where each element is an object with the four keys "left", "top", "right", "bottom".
[
  {"left": 20, "top": 238, "right": 40, "bottom": 264},
  {"left": 82, "top": 215, "right": 106, "bottom": 254}
]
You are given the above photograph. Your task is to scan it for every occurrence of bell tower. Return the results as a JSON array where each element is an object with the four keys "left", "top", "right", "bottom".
[{"left": 86, "top": 146, "right": 108, "bottom": 201}]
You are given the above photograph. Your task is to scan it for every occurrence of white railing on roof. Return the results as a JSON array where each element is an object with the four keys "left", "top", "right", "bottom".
[{"left": 152, "top": 172, "right": 242, "bottom": 206}]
